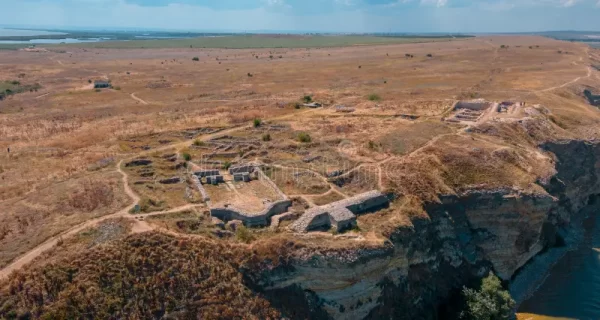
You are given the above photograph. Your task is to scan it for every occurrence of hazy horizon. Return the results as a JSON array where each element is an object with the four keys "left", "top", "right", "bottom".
[
  {"left": 3, "top": 0, "right": 600, "bottom": 34},
  {"left": 2, "top": 25, "right": 600, "bottom": 35}
]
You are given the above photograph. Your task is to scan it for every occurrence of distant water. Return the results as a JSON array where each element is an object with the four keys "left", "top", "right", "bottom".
[
  {"left": 0, "top": 38, "right": 101, "bottom": 44},
  {"left": 0, "top": 28, "right": 65, "bottom": 37},
  {"left": 518, "top": 213, "right": 600, "bottom": 320}
]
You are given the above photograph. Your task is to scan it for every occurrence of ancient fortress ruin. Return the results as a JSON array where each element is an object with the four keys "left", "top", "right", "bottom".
[
  {"left": 290, "top": 190, "right": 389, "bottom": 232},
  {"left": 191, "top": 162, "right": 390, "bottom": 230},
  {"left": 192, "top": 164, "right": 292, "bottom": 227},
  {"left": 445, "top": 99, "right": 525, "bottom": 124},
  {"left": 446, "top": 99, "right": 495, "bottom": 123}
]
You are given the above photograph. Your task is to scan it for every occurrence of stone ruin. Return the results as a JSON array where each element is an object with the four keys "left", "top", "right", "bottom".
[
  {"left": 446, "top": 99, "right": 494, "bottom": 123},
  {"left": 206, "top": 175, "right": 224, "bottom": 185},
  {"left": 193, "top": 169, "right": 224, "bottom": 185},
  {"left": 209, "top": 164, "right": 291, "bottom": 227},
  {"left": 233, "top": 172, "right": 251, "bottom": 182},
  {"left": 194, "top": 169, "right": 220, "bottom": 177},
  {"left": 191, "top": 175, "right": 210, "bottom": 202},
  {"left": 289, "top": 190, "right": 389, "bottom": 233},
  {"left": 497, "top": 101, "right": 524, "bottom": 113}
]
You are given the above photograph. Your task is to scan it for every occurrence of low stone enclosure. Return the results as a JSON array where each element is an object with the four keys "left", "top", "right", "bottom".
[
  {"left": 289, "top": 190, "right": 389, "bottom": 233},
  {"left": 210, "top": 199, "right": 292, "bottom": 227},
  {"left": 208, "top": 164, "right": 292, "bottom": 227},
  {"left": 446, "top": 99, "right": 495, "bottom": 123},
  {"left": 497, "top": 101, "right": 524, "bottom": 113}
]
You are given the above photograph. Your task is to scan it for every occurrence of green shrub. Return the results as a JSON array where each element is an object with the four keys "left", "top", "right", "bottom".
[
  {"left": 88, "top": 79, "right": 92, "bottom": 84},
  {"left": 138, "top": 197, "right": 164, "bottom": 213},
  {"left": 223, "top": 161, "right": 232, "bottom": 170},
  {"left": 368, "top": 140, "right": 377, "bottom": 150},
  {"left": 294, "top": 103, "right": 301, "bottom": 109},
  {"left": 235, "top": 225, "right": 255, "bottom": 243},
  {"left": 182, "top": 153, "right": 192, "bottom": 161},
  {"left": 253, "top": 118, "right": 262, "bottom": 127},
  {"left": 192, "top": 57, "right": 199, "bottom": 61},
  {"left": 262, "top": 134, "right": 271, "bottom": 142},
  {"left": 461, "top": 272, "right": 515, "bottom": 320},
  {"left": 303, "top": 95, "right": 312, "bottom": 103},
  {"left": 113, "top": 86, "right": 121, "bottom": 90},
  {"left": 193, "top": 139, "right": 205, "bottom": 147},
  {"left": 368, "top": 94, "right": 381, "bottom": 101},
  {"left": 297, "top": 132, "right": 312, "bottom": 143}
]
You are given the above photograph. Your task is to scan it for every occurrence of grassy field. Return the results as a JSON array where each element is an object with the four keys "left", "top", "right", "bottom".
[{"left": 61, "top": 35, "right": 458, "bottom": 49}]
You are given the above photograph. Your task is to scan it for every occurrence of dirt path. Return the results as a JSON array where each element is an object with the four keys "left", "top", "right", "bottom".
[
  {"left": 35, "top": 93, "right": 50, "bottom": 99},
  {"left": 538, "top": 66, "right": 592, "bottom": 93},
  {"left": 130, "top": 92, "right": 148, "bottom": 105},
  {"left": 0, "top": 109, "right": 320, "bottom": 280},
  {"left": 131, "top": 204, "right": 204, "bottom": 219},
  {"left": 0, "top": 160, "right": 139, "bottom": 280}
]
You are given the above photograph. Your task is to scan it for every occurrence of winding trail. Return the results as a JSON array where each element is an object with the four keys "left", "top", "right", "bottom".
[
  {"left": 130, "top": 92, "right": 148, "bottom": 105},
  {"left": 537, "top": 66, "right": 593, "bottom": 93},
  {"left": 0, "top": 108, "right": 319, "bottom": 280}
]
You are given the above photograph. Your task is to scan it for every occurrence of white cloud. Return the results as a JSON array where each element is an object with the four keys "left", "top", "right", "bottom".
[
  {"left": 420, "top": 0, "right": 447, "bottom": 7},
  {"left": 560, "top": 0, "right": 577, "bottom": 7},
  {"left": 334, "top": 0, "right": 357, "bottom": 6}
]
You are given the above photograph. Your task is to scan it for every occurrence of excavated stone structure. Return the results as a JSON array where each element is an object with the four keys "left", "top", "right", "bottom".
[
  {"left": 209, "top": 164, "right": 291, "bottom": 227},
  {"left": 289, "top": 191, "right": 389, "bottom": 232}
]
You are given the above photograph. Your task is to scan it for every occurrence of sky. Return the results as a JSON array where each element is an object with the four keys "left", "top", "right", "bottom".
[{"left": 2, "top": 0, "right": 600, "bottom": 33}]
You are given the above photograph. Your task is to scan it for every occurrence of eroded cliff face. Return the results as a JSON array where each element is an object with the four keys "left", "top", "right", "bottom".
[{"left": 257, "top": 140, "right": 600, "bottom": 320}]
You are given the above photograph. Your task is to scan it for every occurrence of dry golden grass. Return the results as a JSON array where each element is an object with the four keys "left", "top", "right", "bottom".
[
  {"left": 0, "top": 35, "right": 598, "bottom": 268},
  {"left": 0, "top": 171, "right": 129, "bottom": 268},
  {"left": 312, "top": 191, "right": 345, "bottom": 206}
]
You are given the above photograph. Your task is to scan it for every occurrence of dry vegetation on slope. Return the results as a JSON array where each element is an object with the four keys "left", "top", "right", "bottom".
[{"left": 0, "top": 233, "right": 285, "bottom": 319}]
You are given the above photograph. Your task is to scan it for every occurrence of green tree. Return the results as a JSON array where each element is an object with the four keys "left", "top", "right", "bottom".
[{"left": 461, "top": 272, "right": 515, "bottom": 320}]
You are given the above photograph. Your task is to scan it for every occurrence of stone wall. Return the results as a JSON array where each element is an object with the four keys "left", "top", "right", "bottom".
[
  {"left": 454, "top": 99, "right": 492, "bottom": 111},
  {"left": 290, "top": 190, "right": 388, "bottom": 232},
  {"left": 194, "top": 169, "right": 220, "bottom": 177},
  {"left": 191, "top": 175, "right": 210, "bottom": 202},
  {"left": 210, "top": 199, "right": 292, "bottom": 227},
  {"left": 256, "top": 166, "right": 288, "bottom": 200}
]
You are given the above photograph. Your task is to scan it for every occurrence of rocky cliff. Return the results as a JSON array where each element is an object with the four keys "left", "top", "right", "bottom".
[{"left": 256, "top": 140, "right": 600, "bottom": 320}]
